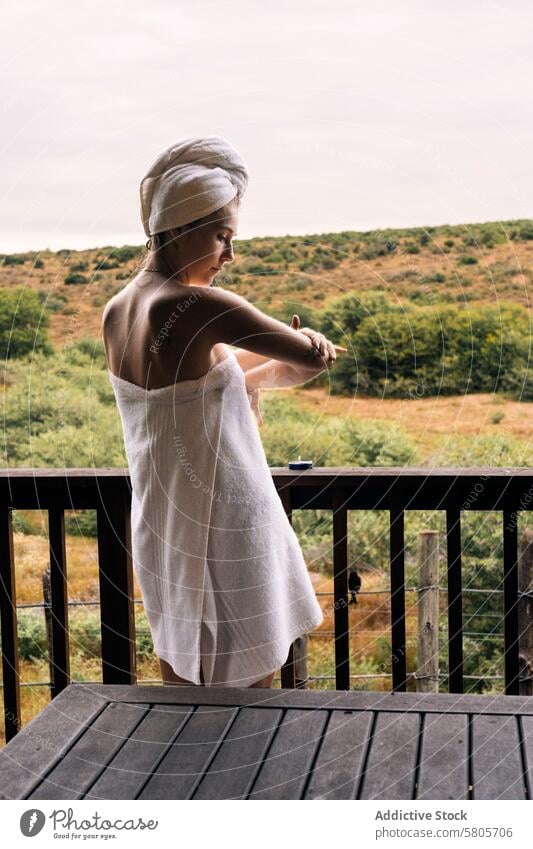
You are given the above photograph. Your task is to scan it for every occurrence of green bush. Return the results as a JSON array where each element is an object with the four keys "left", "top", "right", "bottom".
[
  {"left": 64, "top": 273, "right": 88, "bottom": 285},
  {"left": 246, "top": 264, "right": 275, "bottom": 275},
  {"left": 361, "top": 241, "right": 389, "bottom": 260},
  {"left": 510, "top": 226, "right": 533, "bottom": 241},
  {"left": 64, "top": 510, "right": 98, "bottom": 537},
  {"left": 0, "top": 287, "right": 52, "bottom": 360},
  {"left": 94, "top": 259, "right": 120, "bottom": 270},
  {"left": 458, "top": 255, "right": 478, "bottom": 265},
  {"left": 18, "top": 612, "right": 48, "bottom": 661},
  {"left": 320, "top": 293, "right": 530, "bottom": 398},
  {"left": 108, "top": 245, "right": 142, "bottom": 263}
]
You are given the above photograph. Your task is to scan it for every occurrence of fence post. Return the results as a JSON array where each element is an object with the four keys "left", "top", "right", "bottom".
[
  {"left": 417, "top": 531, "right": 440, "bottom": 693},
  {"left": 518, "top": 527, "right": 533, "bottom": 696},
  {"left": 293, "top": 635, "right": 308, "bottom": 689}
]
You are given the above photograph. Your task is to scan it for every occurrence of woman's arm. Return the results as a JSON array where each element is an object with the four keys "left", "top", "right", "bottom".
[
  {"left": 230, "top": 347, "right": 272, "bottom": 372},
  {"left": 244, "top": 359, "right": 325, "bottom": 392},
  {"left": 198, "top": 287, "right": 328, "bottom": 373}
]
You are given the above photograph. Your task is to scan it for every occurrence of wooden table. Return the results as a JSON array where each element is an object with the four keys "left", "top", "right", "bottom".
[{"left": 1, "top": 684, "right": 533, "bottom": 800}]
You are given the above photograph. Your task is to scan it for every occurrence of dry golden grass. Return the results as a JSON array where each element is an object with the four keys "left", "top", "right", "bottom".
[
  {"left": 13, "top": 528, "right": 145, "bottom": 605},
  {"left": 290, "top": 387, "right": 533, "bottom": 455}
]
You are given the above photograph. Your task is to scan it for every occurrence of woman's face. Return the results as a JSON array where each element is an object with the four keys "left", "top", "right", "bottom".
[{"left": 168, "top": 199, "right": 239, "bottom": 286}]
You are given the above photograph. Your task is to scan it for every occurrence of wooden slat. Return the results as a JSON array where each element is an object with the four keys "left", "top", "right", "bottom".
[
  {"left": 359, "top": 711, "right": 419, "bottom": 799},
  {"left": 390, "top": 508, "right": 407, "bottom": 691},
  {"left": 332, "top": 491, "right": 349, "bottom": 689},
  {"left": 48, "top": 506, "right": 70, "bottom": 697},
  {"left": 0, "top": 686, "right": 108, "bottom": 799},
  {"left": 86, "top": 704, "right": 195, "bottom": 799},
  {"left": 503, "top": 510, "right": 520, "bottom": 695},
  {"left": 417, "top": 713, "right": 469, "bottom": 799},
  {"left": 138, "top": 705, "right": 238, "bottom": 799},
  {"left": 304, "top": 710, "right": 372, "bottom": 799},
  {"left": 193, "top": 707, "right": 283, "bottom": 799},
  {"left": 249, "top": 708, "right": 329, "bottom": 799},
  {"left": 472, "top": 714, "right": 525, "bottom": 799},
  {"left": 0, "top": 503, "right": 20, "bottom": 742},
  {"left": 29, "top": 702, "right": 148, "bottom": 799},
  {"left": 446, "top": 508, "right": 464, "bottom": 693},
  {"left": 278, "top": 486, "right": 295, "bottom": 689},
  {"left": 96, "top": 490, "right": 136, "bottom": 684}
]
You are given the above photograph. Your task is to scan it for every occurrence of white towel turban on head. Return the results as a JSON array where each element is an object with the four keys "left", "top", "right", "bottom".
[{"left": 140, "top": 135, "right": 248, "bottom": 238}]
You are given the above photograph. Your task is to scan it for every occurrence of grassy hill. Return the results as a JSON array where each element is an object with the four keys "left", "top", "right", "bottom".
[{"left": 1, "top": 218, "right": 532, "bottom": 350}]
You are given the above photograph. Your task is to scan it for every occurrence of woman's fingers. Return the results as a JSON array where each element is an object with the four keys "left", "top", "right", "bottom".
[{"left": 299, "top": 326, "right": 347, "bottom": 358}]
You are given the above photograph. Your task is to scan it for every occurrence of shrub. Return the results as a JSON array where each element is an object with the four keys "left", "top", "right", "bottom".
[
  {"left": 94, "top": 259, "right": 120, "bottom": 270},
  {"left": 458, "top": 255, "right": 478, "bottom": 265},
  {"left": 18, "top": 612, "right": 48, "bottom": 661},
  {"left": 320, "top": 291, "right": 405, "bottom": 341},
  {"left": 361, "top": 241, "right": 389, "bottom": 260},
  {"left": 108, "top": 245, "right": 142, "bottom": 263},
  {"left": 64, "top": 273, "right": 88, "bottom": 285},
  {"left": 64, "top": 510, "right": 98, "bottom": 537},
  {"left": 0, "top": 287, "right": 52, "bottom": 359},
  {"left": 510, "top": 226, "right": 533, "bottom": 241}
]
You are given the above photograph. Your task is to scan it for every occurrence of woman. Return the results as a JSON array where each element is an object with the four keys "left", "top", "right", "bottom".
[{"left": 102, "top": 136, "right": 341, "bottom": 689}]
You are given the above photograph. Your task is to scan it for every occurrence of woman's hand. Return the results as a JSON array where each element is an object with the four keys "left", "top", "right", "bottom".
[{"left": 290, "top": 314, "right": 345, "bottom": 365}]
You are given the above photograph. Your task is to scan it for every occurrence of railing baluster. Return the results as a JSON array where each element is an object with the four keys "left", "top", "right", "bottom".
[
  {"left": 279, "top": 486, "right": 296, "bottom": 688},
  {"left": 503, "top": 509, "right": 519, "bottom": 695},
  {"left": 96, "top": 490, "right": 136, "bottom": 684},
  {"left": 332, "top": 490, "right": 350, "bottom": 689},
  {"left": 0, "top": 504, "right": 20, "bottom": 742},
  {"left": 48, "top": 507, "right": 70, "bottom": 697},
  {"left": 390, "top": 507, "right": 406, "bottom": 691},
  {"left": 446, "top": 508, "right": 464, "bottom": 693}
]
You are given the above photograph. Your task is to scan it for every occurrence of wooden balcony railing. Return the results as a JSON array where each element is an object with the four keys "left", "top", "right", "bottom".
[{"left": 1, "top": 467, "right": 532, "bottom": 743}]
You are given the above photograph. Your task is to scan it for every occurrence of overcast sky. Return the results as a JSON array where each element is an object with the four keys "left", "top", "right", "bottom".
[{"left": 1, "top": 0, "right": 531, "bottom": 252}]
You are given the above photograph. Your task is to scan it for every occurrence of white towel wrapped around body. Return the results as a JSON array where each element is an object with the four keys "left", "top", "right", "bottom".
[{"left": 108, "top": 347, "right": 323, "bottom": 687}]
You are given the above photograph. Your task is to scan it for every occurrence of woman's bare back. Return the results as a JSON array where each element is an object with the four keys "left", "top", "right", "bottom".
[{"left": 102, "top": 272, "right": 227, "bottom": 389}]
